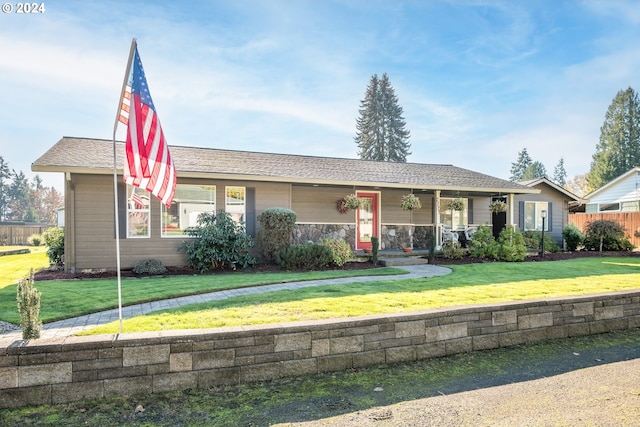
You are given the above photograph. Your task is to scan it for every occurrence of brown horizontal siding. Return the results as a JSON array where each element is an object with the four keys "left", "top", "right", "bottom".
[{"left": 570, "top": 212, "right": 640, "bottom": 248}]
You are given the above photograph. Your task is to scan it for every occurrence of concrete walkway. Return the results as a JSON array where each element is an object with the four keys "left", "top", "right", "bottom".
[{"left": 0, "top": 264, "right": 451, "bottom": 344}]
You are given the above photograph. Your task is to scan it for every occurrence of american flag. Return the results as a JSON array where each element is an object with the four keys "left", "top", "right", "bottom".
[{"left": 120, "top": 44, "right": 176, "bottom": 207}]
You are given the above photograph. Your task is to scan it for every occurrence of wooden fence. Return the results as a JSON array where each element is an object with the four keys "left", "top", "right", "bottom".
[
  {"left": 0, "top": 223, "right": 53, "bottom": 246},
  {"left": 569, "top": 212, "right": 640, "bottom": 248}
]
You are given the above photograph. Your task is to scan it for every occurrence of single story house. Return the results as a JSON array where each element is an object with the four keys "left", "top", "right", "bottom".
[
  {"left": 513, "top": 177, "right": 582, "bottom": 248},
  {"left": 570, "top": 167, "right": 640, "bottom": 248},
  {"left": 32, "top": 137, "right": 539, "bottom": 271}
]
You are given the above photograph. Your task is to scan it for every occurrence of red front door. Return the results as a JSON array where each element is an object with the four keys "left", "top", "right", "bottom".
[{"left": 356, "top": 192, "right": 379, "bottom": 250}]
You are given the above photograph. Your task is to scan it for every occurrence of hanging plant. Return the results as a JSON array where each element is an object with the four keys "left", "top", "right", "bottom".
[
  {"left": 401, "top": 194, "right": 422, "bottom": 211},
  {"left": 343, "top": 194, "right": 361, "bottom": 210},
  {"left": 489, "top": 200, "right": 508, "bottom": 213},
  {"left": 448, "top": 197, "right": 465, "bottom": 211}
]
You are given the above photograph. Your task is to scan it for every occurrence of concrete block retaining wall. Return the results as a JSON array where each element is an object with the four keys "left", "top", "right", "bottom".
[{"left": 1, "top": 290, "right": 639, "bottom": 408}]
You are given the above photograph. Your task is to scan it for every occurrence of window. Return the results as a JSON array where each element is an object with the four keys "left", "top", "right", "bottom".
[
  {"left": 599, "top": 202, "right": 620, "bottom": 212},
  {"left": 127, "top": 187, "right": 150, "bottom": 238},
  {"left": 162, "top": 185, "right": 216, "bottom": 237},
  {"left": 225, "top": 186, "right": 246, "bottom": 225},
  {"left": 439, "top": 198, "right": 468, "bottom": 229},
  {"left": 524, "top": 201, "right": 549, "bottom": 231}
]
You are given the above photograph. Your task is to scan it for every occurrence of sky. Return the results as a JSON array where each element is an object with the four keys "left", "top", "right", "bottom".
[{"left": 2, "top": 0, "right": 640, "bottom": 192}]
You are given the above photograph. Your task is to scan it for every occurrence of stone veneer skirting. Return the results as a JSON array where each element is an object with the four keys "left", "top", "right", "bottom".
[
  {"left": 1, "top": 290, "right": 639, "bottom": 408},
  {"left": 292, "top": 223, "right": 434, "bottom": 250}
]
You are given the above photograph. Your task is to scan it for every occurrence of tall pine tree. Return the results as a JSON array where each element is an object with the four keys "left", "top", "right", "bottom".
[
  {"left": 509, "top": 148, "right": 533, "bottom": 181},
  {"left": 589, "top": 87, "right": 640, "bottom": 190},
  {"left": 355, "top": 73, "right": 411, "bottom": 162},
  {"left": 552, "top": 158, "right": 567, "bottom": 186}
]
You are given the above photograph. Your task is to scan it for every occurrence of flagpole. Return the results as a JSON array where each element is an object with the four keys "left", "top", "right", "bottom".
[{"left": 112, "top": 38, "right": 137, "bottom": 334}]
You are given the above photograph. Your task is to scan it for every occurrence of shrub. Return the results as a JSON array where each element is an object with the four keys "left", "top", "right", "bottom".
[
  {"left": 180, "top": 211, "right": 257, "bottom": 273},
  {"left": 441, "top": 241, "right": 465, "bottom": 259},
  {"left": 43, "top": 226, "right": 64, "bottom": 265},
  {"left": 29, "top": 234, "right": 42, "bottom": 246},
  {"left": 522, "top": 230, "right": 560, "bottom": 254},
  {"left": 562, "top": 224, "right": 585, "bottom": 252},
  {"left": 583, "top": 219, "right": 630, "bottom": 252},
  {"left": 256, "top": 208, "right": 297, "bottom": 264},
  {"left": 468, "top": 225, "right": 499, "bottom": 260},
  {"left": 16, "top": 268, "right": 41, "bottom": 340},
  {"left": 322, "top": 238, "right": 354, "bottom": 267},
  {"left": 497, "top": 227, "right": 527, "bottom": 262},
  {"left": 275, "top": 243, "right": 333, "bottom": 270},
  {"left": 132, "top": 259, "right": 167, "bottom": 276}
]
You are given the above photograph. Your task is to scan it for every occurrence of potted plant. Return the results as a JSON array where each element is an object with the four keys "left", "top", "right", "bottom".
[
  {"left": 489, "top": 199, "right": 508, "bottom": 213},
  {"left": 448, "top": 197, "right": 465, "bottom": 211},
  {"left": 401, "top": 194, "right": 422, "bottom": 211}
]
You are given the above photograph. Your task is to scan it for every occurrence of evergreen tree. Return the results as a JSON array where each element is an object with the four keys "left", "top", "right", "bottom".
[
  {"left": 0, "top": 156, "right": 10, "bottom": 221},
  {"left": 355, "top": 73, "right": 411, "bottom": 162},
  {"left": 552, "top": 158, "right": 567, "bottom": 186},
  {"left": 521, "top": 161, "right": 547, "bottom": 180},
  {"left": 589, "top": 87, "right": 640, "bottom": 190},
  {"left": 509, "top": 148, "right": 533, "bottom": 181}
]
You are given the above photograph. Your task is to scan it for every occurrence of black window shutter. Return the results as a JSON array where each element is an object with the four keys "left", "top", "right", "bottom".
[
  {"left": 245, "top": 187, "right": 256, "bottom": 237},
  {"left": 468, "top": 199, "right": 473, "bottom": 224},
  {"left": 116, "top": 182, "right": 127, "bottom": 239},
  {"left": 547, "top": 202, "right": 553, "bottom": 232},
  {"left": 519, "top": 201, "right": 525, "bottom": 232}
]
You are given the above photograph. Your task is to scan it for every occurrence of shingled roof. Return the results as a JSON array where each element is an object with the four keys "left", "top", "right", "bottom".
[{"left": 32, "top": 137, "right": 537, "bottom": 194}]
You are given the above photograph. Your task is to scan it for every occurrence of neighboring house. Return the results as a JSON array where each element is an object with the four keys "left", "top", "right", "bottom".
[
  {"left": 513, "top": 177, "right": 582, "bottom": 248},
  {"left": 570, "top": 167, "right": 640, "bottom": 248},
  {"left": 32, "top": 137, "right": 538, "bottom": 271}
]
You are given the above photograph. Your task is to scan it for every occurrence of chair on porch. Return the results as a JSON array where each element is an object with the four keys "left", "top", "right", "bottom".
[{"left": 441, "top": 228, "right": 459, "bottom": 245}]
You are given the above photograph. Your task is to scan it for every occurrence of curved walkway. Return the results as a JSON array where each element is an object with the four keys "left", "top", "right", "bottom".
[{"left": 0, "top": 264, "right": 451, "bottom": 344}]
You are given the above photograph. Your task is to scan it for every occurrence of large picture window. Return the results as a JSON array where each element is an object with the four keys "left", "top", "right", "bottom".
[
  {"left": 127, "top": 187, "right": 150, "bottom": 238},
  {"left": 162, "top": 185, "right": 216, "bottom": 237},
  {"left": 226, "top": 186, "right": 246, "bottom": 225},
  {"left": 524, "top": 201, "right": 549, "bottom": 231},
  {"left": 439, "top": 198, "right": 468, "bottom": 229}
]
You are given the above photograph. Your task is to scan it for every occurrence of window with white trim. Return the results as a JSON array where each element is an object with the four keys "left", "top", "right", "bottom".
[
  {"left": 162, "top": 184, "right": 216, "bottom": 237},
  {"left": 226, "top": 186, "right": 246, "bottom": 225},
  {"left": 439, "top": 198, "right": 468, "bottom": 229},
  {"left": 599, "top": 202, "right": 620, "bottom": 212},
  {"left": 127, "top": 187, "right": 150, "bottom": 238},
  {"left": 524, "top": 201, "right": 549, "bottom": 231}
]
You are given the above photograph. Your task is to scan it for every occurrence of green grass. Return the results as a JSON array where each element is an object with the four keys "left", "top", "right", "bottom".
[
  {"left": 0, "top": 266, "right": 405, "bottom": 325},
  {"left": 84, "top": 257, "right": 640, "bottom": 335},
  {"left": 0, "top": 246, "right": 49, "bottom": 288}
]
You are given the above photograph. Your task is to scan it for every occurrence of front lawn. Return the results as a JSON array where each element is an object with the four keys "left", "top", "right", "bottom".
[
  {"left": 84, "top": 257, "right": 640, "bottom": 335},
  {"left": 0, "top": 246, "right": 49, "bottom": 289},
  {"left": 0, "top": 267, "right": 405, "bottom": 325}
]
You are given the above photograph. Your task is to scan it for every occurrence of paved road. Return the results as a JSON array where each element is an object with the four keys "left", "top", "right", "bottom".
[{"left": 0, "top": 264, "right": 450, "bottom": 345}]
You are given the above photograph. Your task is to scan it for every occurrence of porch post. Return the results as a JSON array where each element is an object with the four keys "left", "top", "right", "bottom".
[
  {"left": 435, "top": 190, "right": 442, "bottom": 249},
  {"left": 508, "top": 193, "right": 515, "bottom": 229}
]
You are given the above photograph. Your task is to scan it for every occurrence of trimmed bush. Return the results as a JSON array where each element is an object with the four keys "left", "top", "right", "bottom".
[
  {"left": 583, "top": 219, "right": 632, "bottom": 251},
  {"left": 256, "top": 208, "right": 297, "bottom": 264},
  {"left": 468, "top": 225, "right": 499, "bottom": 260},
  {"left": 17, "top": 268, "right": 41, "bottom": 340},
  {"left": 322, "top": 238, "right": 354, "bottom": 267},
  {"left": 180, "top": 211, "right": 257, "bottom": 273},
  {"left": 371, "top": 236, "right": 379, "bottom": 265},
  {"left": 132, "top": 259, "right": 167, "bottom": 276},
  {"left": 43, "top": 226, "right": 64, "bottom": 265},
  {"left": 29, "top": 234, "right": 42, "bottom": 247},
  {"left": 275, "top": 243, "right": 333, "bottom": 270},
  {"left": 523, "top": 230, "right": 559, "bottom": 254},
  {"left": 441, "top": 241, "right": 465, "bottom": 259},
  {"left": 497, "top": 227, "right": 527, "bottom": 261},
  {"left": 562, "top": 223, "right": 585, "bottom": 252}
]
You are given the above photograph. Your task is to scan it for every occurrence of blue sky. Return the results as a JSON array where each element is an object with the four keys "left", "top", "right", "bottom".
[{"left": 2, "top": 0, "right": 640, "bottom": 191}]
